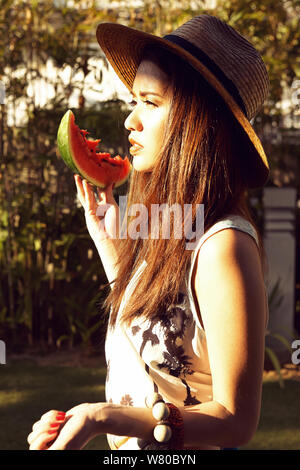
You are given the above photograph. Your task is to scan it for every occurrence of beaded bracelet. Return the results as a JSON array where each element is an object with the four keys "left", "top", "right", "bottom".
[
  {"left": 138, "top": 392, "right": 184, "bottom": 450},
  {"left": 165, "top": 403, "right": 184, "bottom": 450}
]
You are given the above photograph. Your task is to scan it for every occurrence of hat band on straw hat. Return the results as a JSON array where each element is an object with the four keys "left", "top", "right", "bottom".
[{"left": 163, "top": 34, "right": 247, "bottom": 117}]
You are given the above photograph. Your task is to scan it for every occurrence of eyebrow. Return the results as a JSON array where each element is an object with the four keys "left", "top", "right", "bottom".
[{"left": 131, "top": 90, "right": 164, "bottom": 98}]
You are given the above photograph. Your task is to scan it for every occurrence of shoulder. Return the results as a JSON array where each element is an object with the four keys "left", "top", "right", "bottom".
[
  {"left": 197, "top": 225, "right": 261, "bottom": 269},
  {"left": 193, "top": 226, "right": 266, "bottom": 326}
]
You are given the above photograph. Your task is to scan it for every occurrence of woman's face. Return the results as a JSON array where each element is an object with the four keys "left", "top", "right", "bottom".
[{"left": 124, "top": 59, "right": 172, "bottom": 172}]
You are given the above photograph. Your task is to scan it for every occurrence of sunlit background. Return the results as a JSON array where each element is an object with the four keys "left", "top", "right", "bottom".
[{"left": 0, "top": 0, "right": 299, "bottom": 450}]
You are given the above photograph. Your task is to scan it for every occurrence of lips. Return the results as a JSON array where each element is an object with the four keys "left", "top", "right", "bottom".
[
  {"left": 129, "top": 137, "right": 143, "bottom": 155},
  {"left": 129, "top": 137, "right": 143, "bottom": 148}
]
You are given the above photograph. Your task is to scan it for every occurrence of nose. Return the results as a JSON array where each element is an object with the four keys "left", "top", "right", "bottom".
[{"left": 124, "top": 107, "right": 143, "bottom": 132}]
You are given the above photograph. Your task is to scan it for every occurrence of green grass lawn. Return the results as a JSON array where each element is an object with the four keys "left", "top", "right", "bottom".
[
  {"left": 0, "top": 355, "right": 110, "bottom": 451},
  {"left": 0, "top": 355, "right": 300, "bottom": 450},
  {"left": 242, "top": 377, "right": 300, "bottom": 450}
]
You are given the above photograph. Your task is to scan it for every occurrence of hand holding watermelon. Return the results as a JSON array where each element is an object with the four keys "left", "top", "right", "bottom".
[{"left": 74, "top": 174, "right": 120, "bottom": 243}]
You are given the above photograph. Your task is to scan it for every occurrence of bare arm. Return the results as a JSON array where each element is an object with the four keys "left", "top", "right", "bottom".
[
  {"left": 94, "top": 238, "right": 120, "bottom": 286},
  {"left": 180, "top": 228, "right": 267, "bottom": 447},
  {"left": 74, "top": 175, "right": 121, "bottom": 286}
]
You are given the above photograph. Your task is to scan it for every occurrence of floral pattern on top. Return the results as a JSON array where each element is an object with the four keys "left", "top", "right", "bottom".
[{"left": 130, "top": 291, "right": 201, "bottom": 406}]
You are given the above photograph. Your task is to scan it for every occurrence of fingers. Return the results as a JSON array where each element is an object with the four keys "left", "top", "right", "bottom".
[
  {"left": 97, "top": 182, "right": 115, "bottom": 204},
  {"left": 74, "top": 175, "right": 117, "bottom": 221},
  {"left": 27, "top": 410, "right": 67, "bottom": 450},
  {"left": 74, "top": 174, "right": 85, "bottom": 207},
  {"left": 74, "top": 175, "right": 95, "bottom": 212},
  {"left": 74, "top": 174, "right": 115, "bottom": 200},
  {"left": 28, "top": 427, "right": 59, "bottom": 450}
]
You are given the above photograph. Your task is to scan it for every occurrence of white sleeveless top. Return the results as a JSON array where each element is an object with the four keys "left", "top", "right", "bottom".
[{"left": 104, "top": 215, "right": 269, "bottom": 450}]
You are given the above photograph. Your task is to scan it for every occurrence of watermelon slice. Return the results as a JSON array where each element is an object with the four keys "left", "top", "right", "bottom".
[{"left": 56, "top": 109, "right": 132, "bottom": 188}]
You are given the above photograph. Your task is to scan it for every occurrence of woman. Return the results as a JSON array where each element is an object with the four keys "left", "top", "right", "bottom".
[{"left": 27, "top": 14, "right": 269, "bottom": 450}]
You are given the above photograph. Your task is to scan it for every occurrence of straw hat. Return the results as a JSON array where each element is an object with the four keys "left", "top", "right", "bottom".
[{"left": 96, "top": 14, "right": 270, "bottom": 188}]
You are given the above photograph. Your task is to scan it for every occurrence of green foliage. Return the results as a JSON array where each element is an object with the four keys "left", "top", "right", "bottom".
[
  {"left": 0, "top": 0, "right": 127, "bottom": 351},
  {"left": 0, "top": 0, "right": 298, "bottom": 351}
]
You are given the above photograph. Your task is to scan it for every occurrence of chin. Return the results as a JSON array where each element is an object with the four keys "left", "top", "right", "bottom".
[{"left": 132, "top": 160, "right": 154, "bottom": 173}]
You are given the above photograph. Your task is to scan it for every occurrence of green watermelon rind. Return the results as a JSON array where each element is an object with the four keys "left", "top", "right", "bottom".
[
  {"left": 114, "top": 172, "right": 130, "bottom": 188},
  {"left": 57, "top": 110, "right": 79, "bottom": 173}
]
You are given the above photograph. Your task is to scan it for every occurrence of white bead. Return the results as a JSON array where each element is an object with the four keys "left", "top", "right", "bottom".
[
  {"left": 153, "top": 424, "right": 172, "bottom": 443},
  {"left": 145, "top": 392, "right": 163, "bottom": 409},
  {"left": 152, "top": 402, "right": 170, "bottom": 421}
]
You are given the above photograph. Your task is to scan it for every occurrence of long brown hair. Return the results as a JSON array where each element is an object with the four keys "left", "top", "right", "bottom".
[{"left": 104, "top": 45, "right": 267, "bottom": 329}]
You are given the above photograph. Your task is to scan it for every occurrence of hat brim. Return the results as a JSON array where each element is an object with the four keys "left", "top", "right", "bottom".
[{"left": 96, "top": 22, "right": 269, "bottom": 189}]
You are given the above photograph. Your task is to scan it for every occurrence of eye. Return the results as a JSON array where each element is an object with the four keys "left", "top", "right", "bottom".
[
  {"left": 144, "top": 100, "right": 157, "bottom": 107},
  {"left": 128, "top": 99, "right": 137, "bottom": 108},
  {"left": 128, "top": 99, "right": 158, "bottom": 108}
]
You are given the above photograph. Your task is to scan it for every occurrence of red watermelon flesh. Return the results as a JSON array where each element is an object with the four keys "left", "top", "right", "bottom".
[{"left": 57, "top": 110, "right": 131, "bottom": 188}]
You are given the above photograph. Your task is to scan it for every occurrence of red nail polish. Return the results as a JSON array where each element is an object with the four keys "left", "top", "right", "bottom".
[
  {"left": 48, "top": 430, "right": 57, "bottom": 435},
  {"left": 50, "top": 423, "right": 59, "bottom": 428}
]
